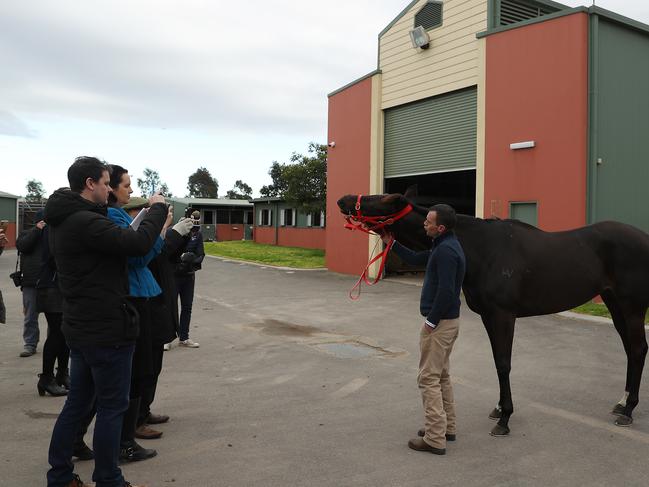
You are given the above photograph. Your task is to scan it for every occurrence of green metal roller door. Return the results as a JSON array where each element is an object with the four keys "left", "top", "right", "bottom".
[{"left": 384, "top": 87, "right": 477, "bottom": 178}]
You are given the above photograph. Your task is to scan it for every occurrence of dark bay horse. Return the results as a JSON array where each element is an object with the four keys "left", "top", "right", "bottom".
[{"left": 337, "top": 191, "right": 649, "bottom": 436}]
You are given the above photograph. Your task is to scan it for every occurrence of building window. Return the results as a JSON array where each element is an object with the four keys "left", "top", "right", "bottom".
[
  {"left": 308, "top": 211, "right": 325, "bottom": 227},
  {"left": 216, "top": 209, "right": 230, "bottom": 224},
  {"left": 245, "top": 211, "right": 253, "bottom": 225},
  {"left": 202, "top": 210, "right": 214, "bottom": 224},
  {"left": 259, "top": 208, "right": 272, "bottom": 226},
  {"left": 280, "top": 208, "right": 295, "bottom": 226},
  {"left": 231, "top": 210, "right": 244, "bottom": 224}
]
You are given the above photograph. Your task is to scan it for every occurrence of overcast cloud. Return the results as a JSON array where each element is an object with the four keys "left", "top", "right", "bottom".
[{"left": 0, "top": 0, "right": 647, "bottom": 197}]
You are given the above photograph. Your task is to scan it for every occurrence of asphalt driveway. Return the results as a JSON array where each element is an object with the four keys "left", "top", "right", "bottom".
[{"left": 1, "top": 250, "right": 648, "bottom": 486}]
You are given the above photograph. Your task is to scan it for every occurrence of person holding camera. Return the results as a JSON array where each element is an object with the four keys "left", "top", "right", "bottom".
[
  {"left": 45, "top": 157, "right": 166, "bottom": 487},
  {"left": 170, "top": 209, "right": 204, "bottom": 349},
  {"left": 15, "top": 211, "right": 46, "bottom": 357}
]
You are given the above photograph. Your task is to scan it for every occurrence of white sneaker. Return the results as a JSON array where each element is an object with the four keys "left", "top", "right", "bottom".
[
  {"left": 163, "top": 343, "right": 171, "bottom": 351},
  {"left": 179, "top": 339, "right": 200, "bottom": 348}
]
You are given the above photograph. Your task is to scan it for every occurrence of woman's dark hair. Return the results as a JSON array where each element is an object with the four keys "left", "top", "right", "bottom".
[
  {"left": 107, "top": 164, "right": 128, "bottom": 206},
  {"left": 430, "top": 203, "right": 457, "bottom": 230},
  {"left": 67, "top": 156, "right": 110, "bottom": 193}
]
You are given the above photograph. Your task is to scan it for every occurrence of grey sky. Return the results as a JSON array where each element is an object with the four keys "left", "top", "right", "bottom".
[{"left": 1, "top": 0, "right": 647, "bottom": 197}]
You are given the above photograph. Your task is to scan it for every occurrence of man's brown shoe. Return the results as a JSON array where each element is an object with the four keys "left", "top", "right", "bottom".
[
  {"left": 417, "top": 428, "right": 456, "bottom": 441},
  {"left": 135, "top": 424, "right": 163, "bottom": 439},
  {"left": 146, "top": 412, "right": 169, "bottom": 424},
  {"left": 408, "top": 437, "right": 446, "bottom": 455},
  {"left": 65, "top": 474, "right": 91, "bottom": 487}
]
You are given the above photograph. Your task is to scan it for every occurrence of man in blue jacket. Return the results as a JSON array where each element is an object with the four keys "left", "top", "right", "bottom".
[{"left": 383, "top": 203, "right": 466, "bottom": 455}]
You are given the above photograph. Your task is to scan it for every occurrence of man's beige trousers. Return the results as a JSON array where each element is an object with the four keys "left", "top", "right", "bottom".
[{"left": 418, "top": 318, "right": 459, "bottom": 449}]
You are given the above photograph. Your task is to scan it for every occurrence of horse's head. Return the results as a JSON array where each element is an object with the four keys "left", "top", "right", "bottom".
[
  {"left": 336, "top": 193, "right": 411, "bottom": 218},
  {"left": 337, "top": 189, "right": 429, "bottom": 249}
]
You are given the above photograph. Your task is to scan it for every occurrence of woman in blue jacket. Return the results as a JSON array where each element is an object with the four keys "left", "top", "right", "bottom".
[{"left": 107, "top": 164, "right": 171, "bottom": 463}]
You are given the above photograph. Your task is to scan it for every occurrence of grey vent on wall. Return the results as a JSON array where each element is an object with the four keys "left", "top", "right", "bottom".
[
  {"left": 415, "top": 1, "right": 443, "bottom": 30},
  {"left": 500, "top": 0, "right": 556, "bottom": 26}
]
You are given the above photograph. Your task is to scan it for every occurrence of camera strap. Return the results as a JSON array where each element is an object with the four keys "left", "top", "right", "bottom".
[{"left": 14, "top": 251, "right": 20, "bottom": 274}]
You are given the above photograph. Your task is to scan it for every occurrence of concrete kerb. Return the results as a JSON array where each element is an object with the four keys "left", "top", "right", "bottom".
[{"left": 204, "top": 253, "right": 327, "bottom": 272}]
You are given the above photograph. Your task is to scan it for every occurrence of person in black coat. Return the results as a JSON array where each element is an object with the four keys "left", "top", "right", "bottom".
[
  {"left": 44, "top": 156, "right": 167, "bottom": 487},
  {"left": 15, "top": 212, "right": 45, "bottom": 357},
  {"left": 35, "top": 224, "right": 69, "bottom": 397},
  {"left": 171, "top": 210, "right": 205, "bottom": 348}
]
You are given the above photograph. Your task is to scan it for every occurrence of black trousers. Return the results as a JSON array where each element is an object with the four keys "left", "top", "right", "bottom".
[
  {"left": 138, "top": 344, "right": 164, "bottom": 425},
  {"left": 42, "top": 312, "right": 69, "bottom": 376}
]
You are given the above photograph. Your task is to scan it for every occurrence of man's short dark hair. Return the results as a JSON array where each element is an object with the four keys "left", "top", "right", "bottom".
[
  {"left": 107, "top": 164, "right": 128, "bottom": 206},
  {"left": 67, "top": 157, "right": 110, "bottom": 193},
  {"left": 430, "top": 203, "right": 457, "bottom": 230}
]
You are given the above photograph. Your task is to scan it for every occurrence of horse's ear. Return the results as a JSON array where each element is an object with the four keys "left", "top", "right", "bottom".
[
  {"left": 381, "top": 194, "right": 401, "bottom": 203},
  {"left": 404, "top": 185, "right": 418, "bottom": 199}
]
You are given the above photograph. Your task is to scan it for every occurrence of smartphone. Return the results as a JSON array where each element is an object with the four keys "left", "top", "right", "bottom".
[{"left": 0, "top": 220, "right": 8, "bottom": 231}]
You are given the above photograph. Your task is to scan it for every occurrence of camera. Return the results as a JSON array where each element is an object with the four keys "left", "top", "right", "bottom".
[
  {"left": 184, "top": 207, "right": 201, "bottom": 228},
  {"left": 10, "top": 271, "right": 22, "bottom": 288}
]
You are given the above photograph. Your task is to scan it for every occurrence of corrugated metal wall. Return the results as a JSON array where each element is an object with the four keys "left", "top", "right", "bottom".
[{"left": 384, "top": 87, "right": 478, "bottom": 178}]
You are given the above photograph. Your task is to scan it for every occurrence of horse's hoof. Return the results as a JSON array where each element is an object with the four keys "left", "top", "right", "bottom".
[
  {"left": 488, "top": 408, "right": 502, "bottom": 420},
  {"left": 489, "top": 424, "right": 510, "bottom": 436},
  {"left": 615, "top": 415, "right": 633, "bottom": 427},
  {"left": 611, "top": 404, "right": 626, "bottom": 416}
]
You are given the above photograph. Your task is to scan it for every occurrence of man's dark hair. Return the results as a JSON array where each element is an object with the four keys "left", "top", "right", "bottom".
[
  {"left": 430, "top": 203, "right": 457, "bottom": 230},
  {"left": 107, "top": 164, "right": 128, "bottom": 206},
  {"left": 67, "top": 156, "right": 110, "bottom": 193}
]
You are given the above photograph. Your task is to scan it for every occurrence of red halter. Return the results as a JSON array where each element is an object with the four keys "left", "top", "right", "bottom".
[{"left": 343, "top": 195, "right": 413, "bottom": 299}]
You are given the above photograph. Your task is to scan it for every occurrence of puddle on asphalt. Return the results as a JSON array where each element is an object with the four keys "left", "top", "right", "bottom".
[{"left": 255, "top": 319, "right": 320, "bottom": 337}]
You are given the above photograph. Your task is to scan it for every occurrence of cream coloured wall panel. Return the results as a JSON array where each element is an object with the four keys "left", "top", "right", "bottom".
[{"left": 379, "top": 0, "right": 488, "bottom": 109}]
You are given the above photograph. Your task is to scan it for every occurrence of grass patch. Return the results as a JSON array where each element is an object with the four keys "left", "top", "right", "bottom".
[
  {"left": 572, "top": 302, "right": 649, "bottom": 324},
  {"left": 204, "top": 241, "right": 325, "bottom": 269}
]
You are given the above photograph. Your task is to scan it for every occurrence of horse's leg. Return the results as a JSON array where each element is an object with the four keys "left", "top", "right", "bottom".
[
  {"left": 601, "top": 291, "right": 633, "bottom": 416},
  {"left": 614, "top": 301, "right": 648, "bottom": 427},
  {"left": 481, "top": 310, "right": 516, "bottom": 436}
]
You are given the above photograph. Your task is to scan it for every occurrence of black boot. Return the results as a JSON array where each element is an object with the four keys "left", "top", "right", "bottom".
[
  {"left": 119, "top": 397, "right": 157, "bottom": 463},
  {"left": 56, "top": 367, "right": 70, "bottom": 390},
  {"left": 37, "top": 373, "right": 68, "bottom": 397}
]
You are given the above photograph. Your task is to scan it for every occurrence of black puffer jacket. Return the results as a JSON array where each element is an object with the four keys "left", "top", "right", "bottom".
[
  {"left": 44, "top": 188, "right": 167, "bottom": 348},
  {"left": 16, "top": 226, "right": 45, "bottom": 288}
]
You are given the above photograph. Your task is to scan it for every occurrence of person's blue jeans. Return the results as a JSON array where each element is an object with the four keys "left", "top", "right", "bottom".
[
  {"left": 176, "top": 274, "right": 195, "bottom": 341},
  {"left": 47, "top": 344, "right": 135, "bottom": 487},
  {"left": 22, "top": 286, "right": 40, "bottom": 350}
]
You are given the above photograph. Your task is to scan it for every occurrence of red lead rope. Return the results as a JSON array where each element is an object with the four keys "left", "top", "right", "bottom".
[{"left": 344, "top": 195, "right": 413, "bottom": 300}]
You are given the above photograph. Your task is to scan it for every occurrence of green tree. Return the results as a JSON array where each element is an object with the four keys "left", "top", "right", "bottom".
[
  {"left": 25, "top": 179, "right": 46, "bottom": 201},
  {"left": 226, "top": 180, "right": 253, "bottom": 200},
  {"left": 260, "top": 143, "right": 327, "bottom": 213},
  {"left": 187, "top": 167, "right": 218, "bottom": 198},
  {"left": 137, "top": 168, "right": 173, "bottom": 196}
]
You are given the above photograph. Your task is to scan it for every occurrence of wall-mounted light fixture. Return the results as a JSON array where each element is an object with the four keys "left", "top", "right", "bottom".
[
  {"left": 409, "top": 26, "right": 430, "bottom": 50},
  {"left": 510, "top": 141, "right": 535, "bottom": 150},
  {"left": 328, "top": 141, "right": 336, "bottom": 148}
]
